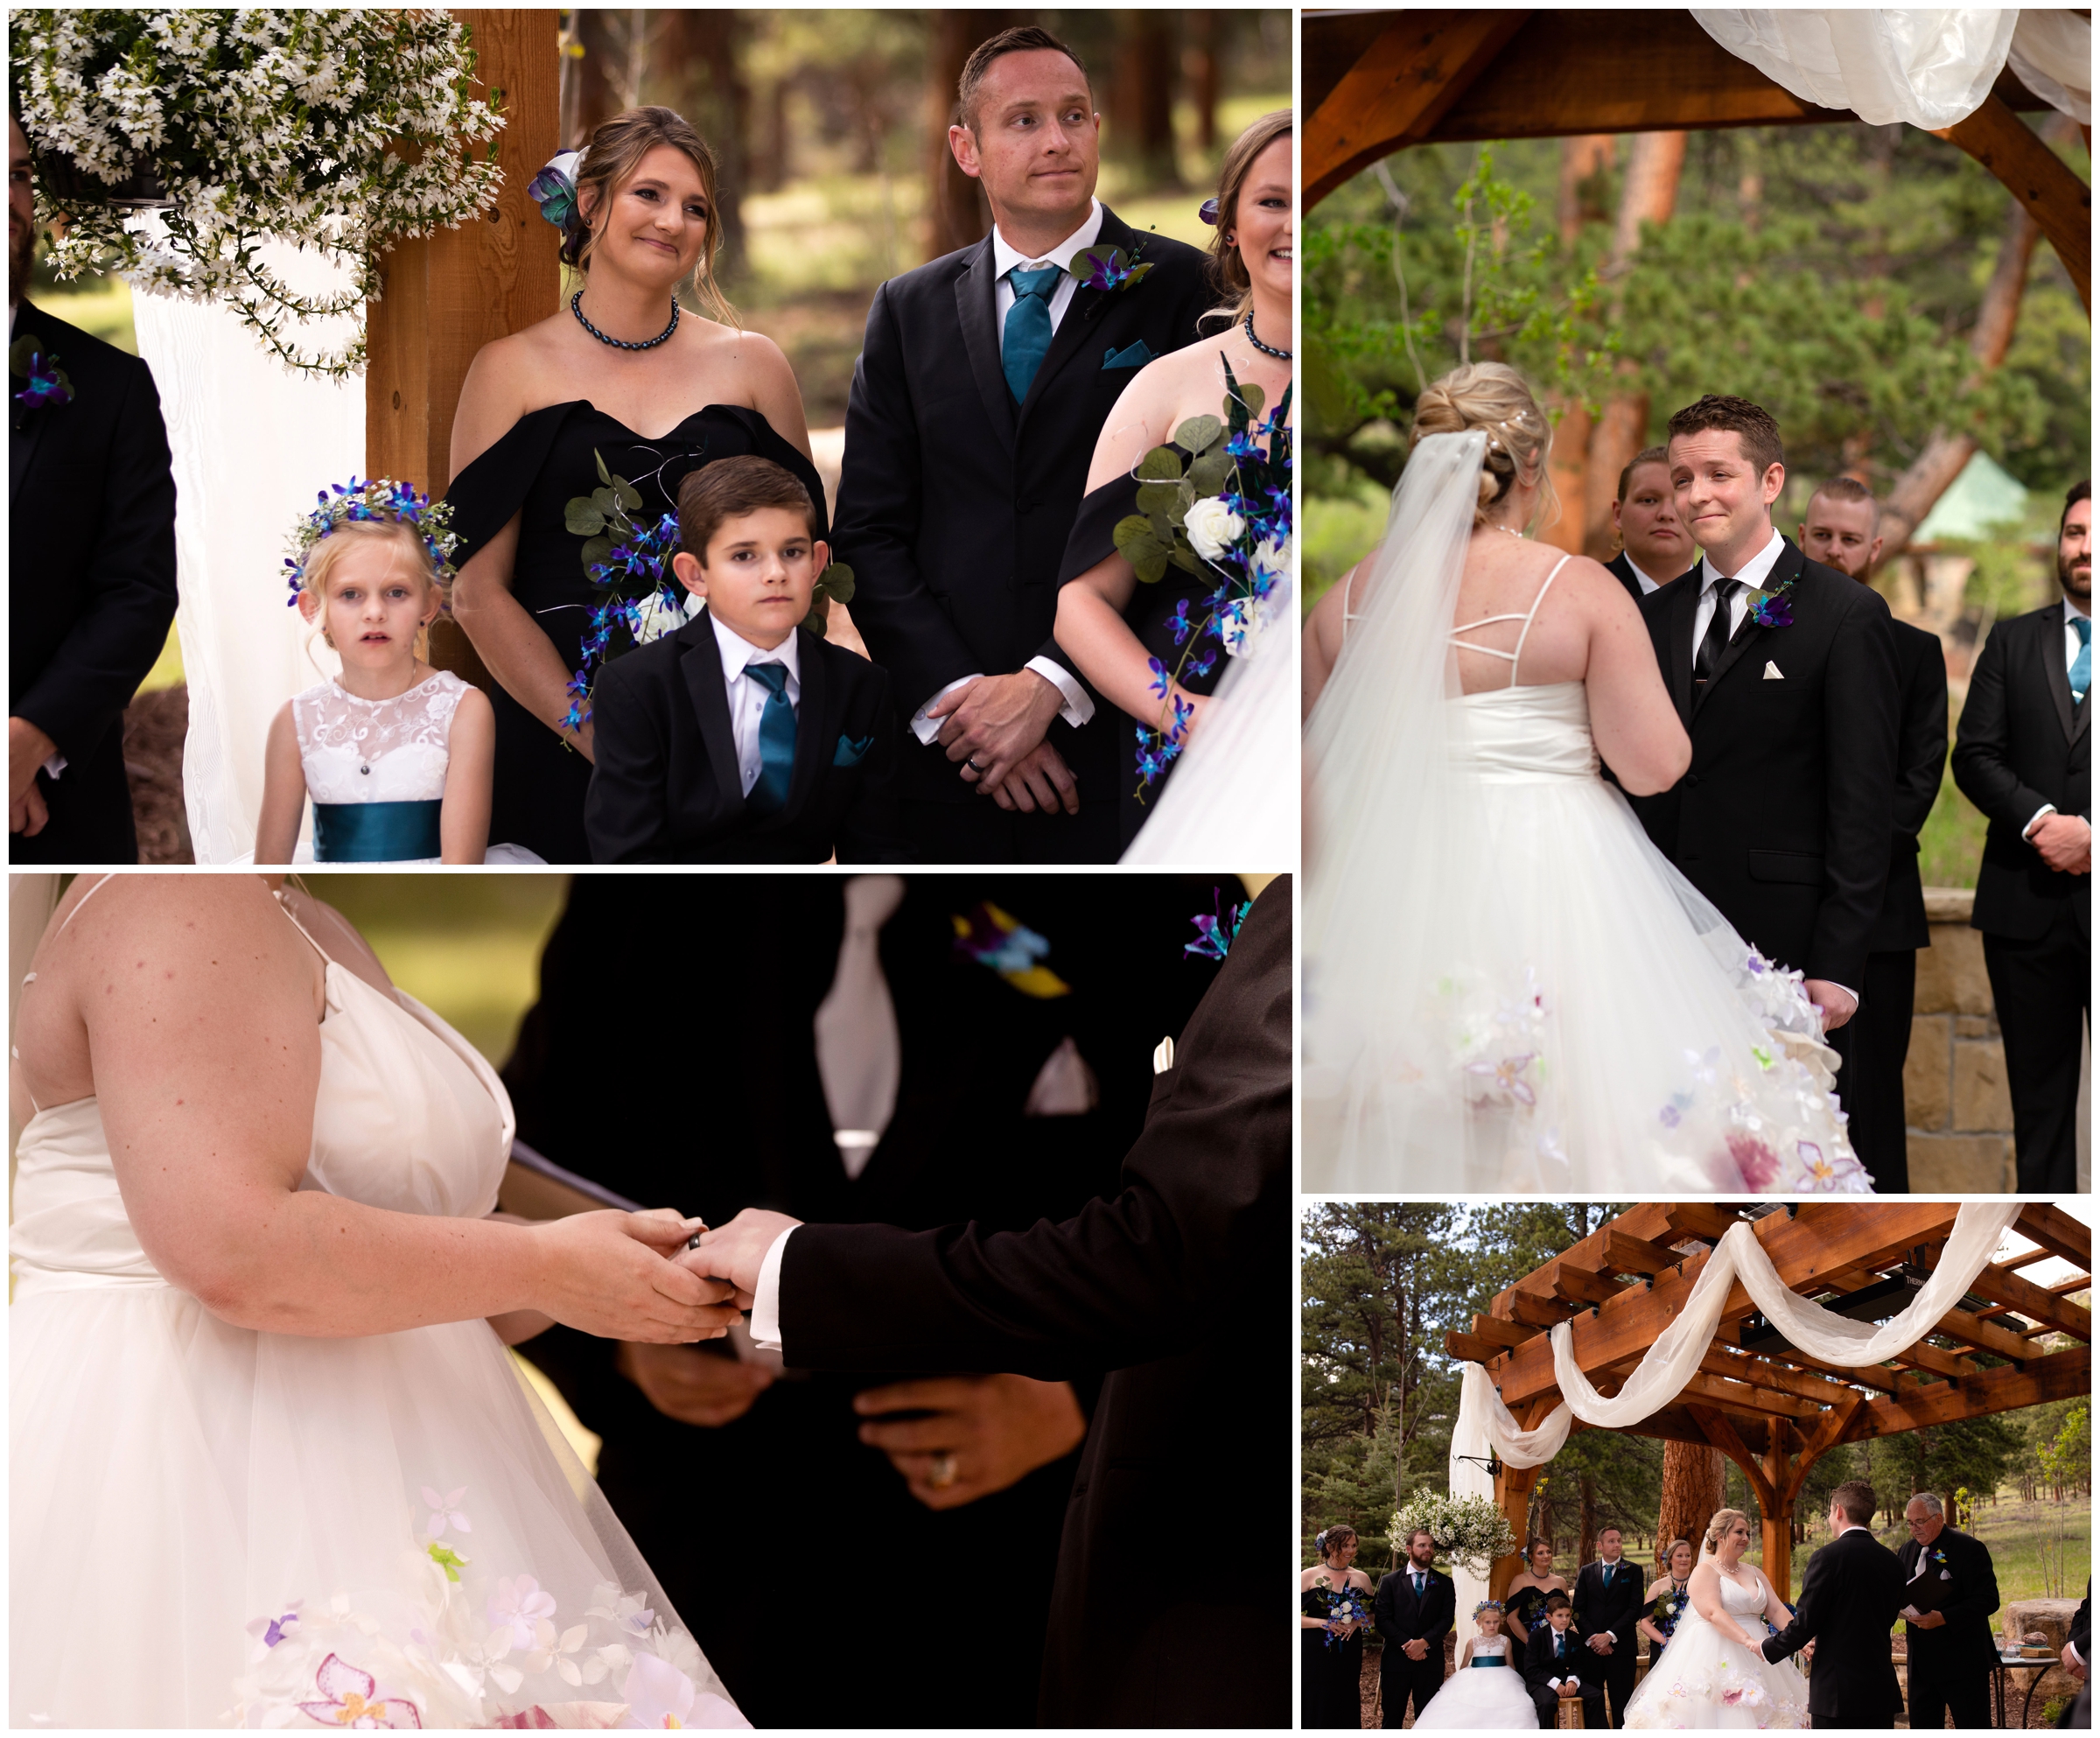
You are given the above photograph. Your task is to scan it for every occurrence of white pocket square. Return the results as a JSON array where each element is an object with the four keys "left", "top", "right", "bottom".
[
  {"left": 1153, "top": 1034, "right": 1175, "bottom": 1075},
  {"left": 1763, "top": 661, "right": 1784, "bottom": 680}
]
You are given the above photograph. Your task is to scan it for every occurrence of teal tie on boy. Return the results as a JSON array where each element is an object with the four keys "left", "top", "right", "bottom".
[
  {"left": 745, "top": 661, "right": 796, "bottom": 815},
  {"left": 2071, "top": 614, "right": 2090, "bottom": 705},
  {"left": 1003, "top": 263, "right": 1062, "bottom": 403}
]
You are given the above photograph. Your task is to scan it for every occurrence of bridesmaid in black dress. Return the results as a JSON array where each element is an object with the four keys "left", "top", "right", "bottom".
[
  {"left": 1301, "top": 1524, "right": 1372, "bottom": 1728},
  {"left": 446, "top": 106, "right": 818, "bottom": 864},
  {"left": 1503, "top": 1538, "right": 1572, "bottom": 1667},
  {"left": 1054, "top": 110, "right": 1292, "bottom": 852}
]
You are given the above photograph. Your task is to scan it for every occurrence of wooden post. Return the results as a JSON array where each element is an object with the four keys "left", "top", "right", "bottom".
[
  {"left": 1490, "top": 1461, "right": 1541, "bottom": 1601},
  {"left": 367, "top": 8, "right": 561, "bottom": 682},
  {"left": 1760, "top": 1418, "right": 1794, "bottom": 1596}
]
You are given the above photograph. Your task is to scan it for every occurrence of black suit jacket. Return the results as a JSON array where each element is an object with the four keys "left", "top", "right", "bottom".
[
  {"left": 773, "top": 878, "right": 1290, "bottom": 1726},
  {"left": 1951, "top": 599, "right": 2091, "bottom": 943},
  {"left": 1896, "top": 1526, "right": 2002, "bottom": 1677},
  {"left": 1605, "top": 550, "right": 1647, "bottom": 606},
  {"left": 1520, "top": 1622, "right": 1595, "bottom": 1693},
  {"left": 1871, "top": 618, "right": 1950, "bottom": 953},
  {"left": 2071, "top": 1579, "right": 2090, "bottom": 1665},
  {"left": 584, "top": 608, "right": 905, "bottom": 862},
  {"left": 1629, "top": 537, "right": 1899, "bottom": 990},
  {"left": 1572, "top": 1557, "right": 1645, "bottom": 1647},
  {"left": 832, "top": 206, "right": 1211, "bottom": 809},
  {"left": 1761, "top": 1527, "right": 1906, "bottom": 1725},
  {"left": 9, "top": 299, "right": 178, "bottom": 863},
  {"left": 1374, "top": 1566, "right": 1456, "bottom": 1668}
]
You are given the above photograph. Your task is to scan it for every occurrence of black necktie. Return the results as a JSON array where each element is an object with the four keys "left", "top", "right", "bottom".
[{"left": 1696, "top": 578, "right": 1743, "bottom": 683}]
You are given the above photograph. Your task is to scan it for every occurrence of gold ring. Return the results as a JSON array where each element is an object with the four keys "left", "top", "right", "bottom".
[{"left": 928, "top": 1451, "right": 959, "bottom": 1489}]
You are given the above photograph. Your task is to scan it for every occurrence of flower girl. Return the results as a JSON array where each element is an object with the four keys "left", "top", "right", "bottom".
[
  {"left": 256, "top": 480, "right": 536, "bottom": 864},
  {"left": 1411, "top": 1600, "right": 1539, "bottom": 1730}
]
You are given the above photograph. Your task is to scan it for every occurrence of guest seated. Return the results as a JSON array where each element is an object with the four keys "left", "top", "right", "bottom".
[
  {"left": 1605, "top": 445, "right": 1692, "bottom": 600},
  {"left": 1521, "top": 1594, "right": 1606, "bottom": 1728},
  {"left": 584, "top": 455, "right": 906, "bottom": 862}
]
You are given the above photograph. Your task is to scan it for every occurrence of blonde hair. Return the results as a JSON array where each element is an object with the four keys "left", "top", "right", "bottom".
[
  {"left": 1701, "top": 1510, "right": 1750, "bottom": 1557},
  {"left": 566, "top": 106, "right": 738, "bottom": 328},
  {"left": 300, "top": 519, "right": 442, "bottom": 669},
  {"left": 1410, "top": 361, "right": 1558, "bottom": 532},
  {"left": 1206, "top": 109, "right": 1292, "bottom": 326}
]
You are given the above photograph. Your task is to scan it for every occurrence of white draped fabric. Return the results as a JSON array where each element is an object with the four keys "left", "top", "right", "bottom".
[
  {"left": 1690, "top": 9, "right": 2090, "bottom": 130},
  {"left": 1447, "top": 1202, "right": 2027, "bottom": 1615},
  {"left": 128, "top": 236, "right": 361, "bottom": 863}
]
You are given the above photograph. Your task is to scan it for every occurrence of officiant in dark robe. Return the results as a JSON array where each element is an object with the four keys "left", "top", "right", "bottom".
[{"left": 1896, "top": 1491, "right": 2001, "bottom": 1731}]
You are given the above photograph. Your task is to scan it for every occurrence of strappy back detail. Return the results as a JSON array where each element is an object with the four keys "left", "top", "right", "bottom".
[
  {"left": 273, "top": 888, "right": 340, "bottom": 969},
  {"left": 1451, "top": 553, "right": 1572, "bottom": 688},
  {"left": 15, "top": 875, "right": 120, "bottom": 1112}
]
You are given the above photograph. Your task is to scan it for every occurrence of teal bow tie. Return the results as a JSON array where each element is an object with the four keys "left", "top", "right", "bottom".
[
  {"left": 744, "top": 660, "right": 796, "bottom": 815},
  {"left": 1003, "top": 264, "right": 1062, "bottom": 403},
  {"left": 2072, "top": 614, "right": 2090, "bottom": 705}
]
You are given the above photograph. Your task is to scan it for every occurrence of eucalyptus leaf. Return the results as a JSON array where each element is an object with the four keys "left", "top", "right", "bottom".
[
  {"left": 594, "top": 450, "right": 612, "bottom": 487},
  {"left": 1173, "top": 415, "right": 1222, "bottom": 455},
  {"left": 614, "top": 479, "right": 643, "bottom": 514},
  {"left": 1134, "top": 447, "right": 1185, "bottom": 482},
  {"left": 1166, "top": 544, "right": 1202, "bottom": 576},
  {"left": 1114, "top": 515, "right": 1167, "bottom": 574},
  {"left": 565, "top": 501, "right": 606, "bottom": 536},
  {"left": 1134, "top": 480, "right": 1186, "bottom": 518},
  {"left": 580, "top": 534, "right": 614, "bottom": 569},
  {"left": 1133, "top": 549, "right": 1170, "bottom": 584},
  {"left": 820, "top": 562, "right": 856, "bottom": 604},
  {"left": 1186, "top": 452, "right": 1232, "bottom": 495},
  {"left": 1236, "top": 384, "right": 1266, "bottom": 422}
]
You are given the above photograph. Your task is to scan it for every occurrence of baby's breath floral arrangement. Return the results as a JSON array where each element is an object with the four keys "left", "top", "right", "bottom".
[
  {"left": 8, "top": 9, "right": 506, "bottom": 376},
  {"left": 1391, "top": 1491, "right": 1517, "bottom": 1579}
]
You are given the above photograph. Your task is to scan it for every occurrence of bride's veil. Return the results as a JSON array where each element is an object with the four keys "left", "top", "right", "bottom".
[{"left": 1302, "top": 431, "right": 1490, "bottom": 1184}]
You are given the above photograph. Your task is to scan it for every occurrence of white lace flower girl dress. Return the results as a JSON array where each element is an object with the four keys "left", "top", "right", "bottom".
[
  {"left": 291, "top": 670, "right": 540, "bottom": 864},
  {"left": 1410, "top": 1635, "right": 1537, "bottom": 1728}
]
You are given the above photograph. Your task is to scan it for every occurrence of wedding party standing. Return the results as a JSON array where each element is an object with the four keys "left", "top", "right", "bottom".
[
  {"left": 1504, "top": 1538, "right": 1572, "bottom": 1662},
  {"left": 1636, "top": 1538, "right": 1697, "bottom": 1661},
  {"left": 444, "top": 105, "right": 824, "bottom": 865},
  {"left": 1572, "top": 1524, "right": 1642, "bottom": 1727},
  {"left": 1754, "top": 1483, "right": 1904, "bottom": 1729},
  {"left": 1376, "top": 1528, "right": 1457, "bottom": 1727},
  {"left": 1895, "top": 1491, "right": 2002, "bottom": 1730},
  {"left": 1951, "top": 480, "right": 2091, "bottom": 1192},
  {"left": 8, "top": 875, "right": 745, "bottom": 1728},
  {"left": 1604, "top": 445, "right": 1691, "bottom": 602},
  {"left": 1301, "top": 1525, "right": 1373, "bottom": 1728},
  {"left": 1302, "top": 364, "right": 1872, "bottom": 1194},
  {"left": 833, "top": 27, "right": 1212, "bottom": 864},
  {"left": 8, "top": 115, "right": 179, "bottom": 863}
]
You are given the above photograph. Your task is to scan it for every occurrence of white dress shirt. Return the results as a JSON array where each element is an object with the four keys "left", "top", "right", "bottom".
[
  {"left": 906, "top": 201, "right": 1106, "bottom": 745},
  {"left": 1626, "top": 557, "right": 1667, "bottom": 596},
  {"left": 2024, "top": 592, "right": 2092, "bottom": 838},
  {"left": 1690, "top": 524, "right": 1786, "bottom": 649},
  {"left": 709, "top": 609, "right": 801, "bottom": 799}
]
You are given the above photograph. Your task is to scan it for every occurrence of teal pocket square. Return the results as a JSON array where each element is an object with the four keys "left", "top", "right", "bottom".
[
  {"left": 1102, "top": 340, "right": 1154, "bottom": 370},
  {"left": 833, "top": 733, "right": 872, "bottom": 767}
]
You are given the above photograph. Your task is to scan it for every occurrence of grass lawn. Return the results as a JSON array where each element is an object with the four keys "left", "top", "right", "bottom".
[
  {"left": 1919, "top": 753, "right": 1989, "bottom": 892},
  {"left": 1764, "top": 1493, "right": 2090, "bottom": 1611}
]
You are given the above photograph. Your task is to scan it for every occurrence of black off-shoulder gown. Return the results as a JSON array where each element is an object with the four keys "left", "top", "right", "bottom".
[
  {"left": 1055, "top": 451, "right": 1227, "bottom": 852},
  {"left": 444, "top": 402, "right": 830, "bottom": 865}
]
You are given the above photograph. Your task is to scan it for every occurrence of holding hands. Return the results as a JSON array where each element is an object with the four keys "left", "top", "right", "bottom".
[
  {"left": 533, "top": 1208, "right": 742, "bottom": 1343},
  {"left": 685, "top": 1205, "right": 803, "bottom": 1305},
  {"left": 928, "top": 671, "right": 1081, "bottom": 815}
]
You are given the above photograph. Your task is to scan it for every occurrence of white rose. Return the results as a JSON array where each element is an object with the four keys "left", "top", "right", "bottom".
[
  {"left": 632, "top": 588, "right": 696, "bottom": 646},
  {"left": 1183, "top": 496, "right": 1245, "bottom": 563},
  {"left": 1253, "top": 535, "right": 1293, "bottom": 580}
]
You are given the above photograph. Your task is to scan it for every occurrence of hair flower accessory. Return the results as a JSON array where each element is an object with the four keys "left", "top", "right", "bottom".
[
  {"left": 527, "top": 151, "right": 583, "bottom": 232},
  {"left": 10, "top": 335, "right": 73, "bottom": 410},
  {"left": 1198, "top": 197, "right": 1221, "bottom": 226},
  {"left": 283, "top": 477, "right": 458, "bottom": 604}
]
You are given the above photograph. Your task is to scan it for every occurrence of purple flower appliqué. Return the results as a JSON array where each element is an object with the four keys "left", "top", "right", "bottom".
[
  {"left": 296, "top": 1654, "right": 424, "bottom": 1729},
  {"left": 1726, "top": 1131, "right": 1781, "bottom": 1190}
]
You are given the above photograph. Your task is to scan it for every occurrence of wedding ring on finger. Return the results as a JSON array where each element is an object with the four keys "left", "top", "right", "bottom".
[{"left": 928, "top": 1451, "right": 960, "bottom": 1489}]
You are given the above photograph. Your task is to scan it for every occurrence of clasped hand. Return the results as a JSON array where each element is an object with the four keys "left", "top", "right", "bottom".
[
  {"left": 928, "top": 672, "right": 1080, "bottom": 814},
  {"left": 2029, "top": 812, "right": 2092, "bottom": 875},
  {"left": 9, "top": 716, "right": 54, "bottom": 836},
  {"left": 535, "top": 1208, "right": 741, "bottom": 1343}
]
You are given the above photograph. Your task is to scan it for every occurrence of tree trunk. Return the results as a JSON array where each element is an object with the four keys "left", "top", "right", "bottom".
[
  {"left": 661, "top": 10, "right": 749, "bottom": 287},
  {"left": 927, "top": 11, "right": 996, "bottom": 260},
  {"left": 1542, "top": 397, "right": 1592, "bottom": 557},
  {"left": 1659, "top": 1440, "right": 1726, "bottom": 1558},
  {"left": 1578, "top": 1471, "right": 1599, "bottom": 1567},
  {"left": 1113, "top": 12, "right": 1180, "bottom": 190},
  {"left": 1556, "top": 135, "right": 1614, "bottom": 245},
  {"left": 570, "top": 8, "right": 623, "bottom": 148},
  {"left": 1186, "top": 12, "right": 1220, "bottom": 152}
]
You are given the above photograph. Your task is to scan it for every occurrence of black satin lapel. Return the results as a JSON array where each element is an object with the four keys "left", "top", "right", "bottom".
[
  {"left": 2041, "top": 602, "right": 2080, "bottom": 744},
  {"left": 956, "top": 241, "right": 1015, "bottom": 459},
  {"left": 680, "top": 614, "right": 746, "bottom": 819},
  {"left": 779, "top": 630, "right": 829, "bottom": 823},
  {"left": 1668, "top": 576, "right": 1697, "bottom": 725}
]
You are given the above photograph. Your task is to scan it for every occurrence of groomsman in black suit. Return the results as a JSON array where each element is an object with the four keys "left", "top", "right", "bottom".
[
  {"left": 1604, "top": 445, "right": 1693, "bottom": 605},
  {"left": 9, "top": 115, "right": 178, "bottom": 862},
  {"left": 1951, "top": 480, "right": 2090, "bottom": 1192},
  {"left": 1629, "top": 396, "right": 1900, "bottom": 1118},
  {"left": 1800, "top": 477, "right": 1948, "bottom": 1191},
  {"left": 1376, "top": 1529, "right": 1457, "bottom": 1727},
  {"left": 2063, "top": 1577, "right": 2090, "bottom": 1729},
  {"left": 1572, "top": 1525, "right": 1643, "bottom": 1726},
  {"left": 1762, "top": 1479, "right": 1907, "bottom": 1727},
  {"left": 1522, "top": 1594, "right": 1606, "bottom": 1727},
  {"left": 1895, "top": 1491, "right": 2001, "bottom": 1731},
  {"left": 834, "top": 26, "right": 1212, "bottom": 864}
]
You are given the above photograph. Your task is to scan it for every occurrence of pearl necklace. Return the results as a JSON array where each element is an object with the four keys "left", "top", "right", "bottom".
[
  {"left": 1242, "top": 311, "right": 1292, "bottom": 360},
  {"left": 570, "top": 290, "right": 680, "bottom": 351}
]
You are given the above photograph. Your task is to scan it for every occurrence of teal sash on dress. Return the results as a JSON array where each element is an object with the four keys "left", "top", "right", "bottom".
[
  {"left": 1468, "top": 1654, "right": 1507, "bottom": 1669},
  {"left": 313, "top": 800, "right": 444, "bottom": 861}
]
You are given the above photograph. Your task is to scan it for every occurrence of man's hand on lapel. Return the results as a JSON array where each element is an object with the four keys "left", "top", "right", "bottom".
[
  {"left": 929, "top": 669, "right": 1064, "bottom": 793},
  {"left": 688, "top": 1207, "right": 802, "bottom": 1307}
]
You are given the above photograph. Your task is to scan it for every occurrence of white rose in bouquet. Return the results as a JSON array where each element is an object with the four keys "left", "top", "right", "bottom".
[
  {"left": 631, "top": 589, "right": 696, "bottom": 647},
  {"left": 1183, "top": 496, "right": 1245, "bottom": 563}
]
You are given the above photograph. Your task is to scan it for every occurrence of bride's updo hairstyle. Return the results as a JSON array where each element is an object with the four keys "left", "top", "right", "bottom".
[
  {"left": 1410, "top": 361, "right": 1558, "bottom": 533},
  {"left": 1701, "top": 1509, "right": 1750, "bottom": 1557},
  {"left": 564, "top": 106, "right": 738, "bottom": 326}
]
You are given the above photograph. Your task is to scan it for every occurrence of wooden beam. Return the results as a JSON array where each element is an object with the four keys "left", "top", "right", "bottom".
[
  {"left": 1305, "top": 11, "right": 1530, "bottom": 205},
  {"left": 1686, "top": 1404, "right": 1779, "bottom": 1514},
  {"left": 1470, "top": 1314, "right": 1538, "bottom": 1349},
  {"left": 1507, "top": 1289, "right": 1581, "bottom": 1329},
  {"left": 1551, "top": 1264, "right": 1632, "bottom": 1307},
  {"left": 1933, "top": 95, "right": 2092, "bottom": 312},
  {"left": 1885, "top": 1336, "right": 1982, "bottom": 1382},
  {"left": 1859, "top": 1344, "right": 2092, "bottom": 1438},
  {"left": 1602, "top": 1229, "right": 1700, "bottom": 1278},
  {"left": 1662, "top": 1202, "right": 1746, "bottom": 1243},
  {"left": 1749, "top": 1343, "right": 1903, "bottom": 1394},
  {"left": 1447, "top": 1330, "right": 1510, "bottom": 1366},
  {"left": 2014, "top": 1203, "right": 2093, "bottom": 1272},
  {"left": 1677, "top": 1370, "right": 1822, "bottom": 1423},
  {"left": 1698, "top": 1345, "right": 1863, "bottom": 1409},
  {"left": 1782, "top": 1389, "right": 1868, "bottom": 1508}
]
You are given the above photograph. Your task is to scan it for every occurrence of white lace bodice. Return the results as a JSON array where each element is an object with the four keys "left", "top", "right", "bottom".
[
  {"left": 293, "top": 670, "right": 466, "bottom": 805},
  {"left": 1470, "top": 1636, "right": 1509, "bottom": 1658}
]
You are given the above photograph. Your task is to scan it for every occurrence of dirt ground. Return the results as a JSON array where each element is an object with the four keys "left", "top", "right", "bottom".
[{"left": 124, "top": 684, "right": 192, "bottom": 865}]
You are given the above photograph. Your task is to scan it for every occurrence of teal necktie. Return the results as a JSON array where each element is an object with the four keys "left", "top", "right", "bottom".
[
  {"left": 744, "top": 661, "right": 796, "bottom": 815},
  {"left": 1003, "top": 264, "right": 1061, "bottom": 403},
  {"left": 2072, "top": 615, "right": 2090, "bottom": 705}
]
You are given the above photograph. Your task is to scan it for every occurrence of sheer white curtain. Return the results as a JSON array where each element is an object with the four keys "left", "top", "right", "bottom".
[
  {"left": 128, "top": 236, "right": 360, "bottom": 863},
  {"left": 2008, "top": 9, "right": 2093, "bottom": 125}
]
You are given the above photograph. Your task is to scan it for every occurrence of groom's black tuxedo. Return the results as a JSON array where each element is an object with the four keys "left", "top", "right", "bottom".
[
  {"left": 834, "top": 204, "right": 1210, "bottom": 863},
  {"left": 1629, "top": 536, "right": 1900, "bottom": 1024},
  {"left": 1895, "top": 1525, "right": 2000, "bottom": 1730},
  {"left": 10, "top": 299, "right": 178, "bottom": 863},
  {"left": 771, "top": 879, "right": 1290, "bottom": 1725},
  {"left": 1374, "top": 1565, "right": 1455, "bottom": 1726},
  {"left": 584, "top": 607, "right": 906, "bottom": 863},
  {"left": 1572, "top": 1556, "right": 1644, "bottom": 1725},
  {"left": 1761, "top": 1525, "right": 1906, "bottom": 1727}
]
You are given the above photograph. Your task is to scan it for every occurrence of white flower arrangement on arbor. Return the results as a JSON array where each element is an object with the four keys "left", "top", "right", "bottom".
[
  {"left": 8, "top": 9, "right": 507, "bottom": 376},
  {"left": 1390, "top": 1491, "right": 1517, "bottom": 1578}
]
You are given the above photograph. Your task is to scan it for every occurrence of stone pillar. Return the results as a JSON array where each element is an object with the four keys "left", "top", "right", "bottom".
[{"left": 1906, "top": 887, "right": 2019, "bottom": 1189}]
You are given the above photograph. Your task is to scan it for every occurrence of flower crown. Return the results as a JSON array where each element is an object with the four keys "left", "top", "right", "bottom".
[
  {"left": 1474, "top": 1600, "right": 1506, "bottom": 1616},
  {"left": 283, "top": 477, "right": 459, "bottom": 606}
]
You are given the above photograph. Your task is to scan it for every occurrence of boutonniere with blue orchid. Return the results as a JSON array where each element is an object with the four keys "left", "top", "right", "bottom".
[
  {"left": 1185, "top": 888, "right": 1250, "bottom": 962},
  {"left": 10, "top": 335, "right": 73, "bottom": 410},
  {"left": 1068, "top": 235, "right": 1152, "bottom": 296},
  {"left": 1746, "top": 567, "right": 1800, "bottom": 629}
]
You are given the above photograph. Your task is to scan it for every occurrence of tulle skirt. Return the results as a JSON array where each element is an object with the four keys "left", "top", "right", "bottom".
[
  {"left": 10, "top": 1283, "right": 744, "bottom": 1729},
  {"left": 1410, "top": 1660, "right": 1538, "bottom": 1729},
  {"left": 1623, "top": 1612, "right": 1810, "bottom": 1729}
]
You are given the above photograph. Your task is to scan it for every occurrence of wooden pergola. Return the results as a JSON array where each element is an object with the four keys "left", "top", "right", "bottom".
[
  {"left": 1305, "top": 10, "right": 2092, "bottom": 310},
  {"left": 1446, "top": 1202, "right": 2092, "bottom": 1596}
]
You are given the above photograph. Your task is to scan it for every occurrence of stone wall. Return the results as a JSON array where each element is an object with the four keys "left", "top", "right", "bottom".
[{"left": 1906, "top": 888, "right": 2019, "bottom": 1191}]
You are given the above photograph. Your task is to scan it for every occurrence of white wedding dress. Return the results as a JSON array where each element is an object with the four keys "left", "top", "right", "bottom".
[
  {"left": 1410, "top": 1636, "right": 1537, "bottom": 1729},
  {"left": 10, "top": 880, "right": 741, "bottom": 1729},
  {"left": 1303, "top": 431, "right": 1874, "bottom": 1195},
  {"left": 1623, "top": 1569, "right": 1809, "bottom": 1730}
]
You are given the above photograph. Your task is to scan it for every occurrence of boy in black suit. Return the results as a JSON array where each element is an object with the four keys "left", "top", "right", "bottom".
[
  {"left": 586, "top": 455, "right": 906, "bottom": 862},
  {"left": 1951, "top": 480, "right": 2090, "bottom": 1191},
  {"left": 1522, "top": 1594, "right": 1606, "bottom": 1727}
]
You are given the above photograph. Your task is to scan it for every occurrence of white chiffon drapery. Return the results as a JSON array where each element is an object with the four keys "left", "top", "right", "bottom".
[
  {"left": 1691, "top": 9, "right": 2091, "bottom": 130},
  {"left": 128, "top": 235, "right": 361, "bottom": 863},
  {"left": 1446, "top": 1201, "right": 2026, "bottom": 1618}
]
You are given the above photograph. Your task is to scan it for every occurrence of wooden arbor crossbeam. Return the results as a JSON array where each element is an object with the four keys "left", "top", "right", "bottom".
[
  {"left": 1305, "top": 9, "right": 2090, "bottom": 309},
  {"left": 1446, "top": 1203, "right": 2091, "bottom": 1598}
]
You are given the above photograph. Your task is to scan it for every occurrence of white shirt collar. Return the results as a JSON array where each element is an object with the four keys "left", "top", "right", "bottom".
[
  {"left": 1836, "top": 1523, "right": 1870, "bottom": 1538},
  {"left": 991, "top": 198, "right": 1102, "bottom": 284},
  {"left": 708, "top": 608, "right": 801, "bottom": 688},
  {"left": 1625, "top": 557, "right": 1666, "bottom": 594},
  {"left": 1701, "top": 523, "right": 1785, "bottom": 592},
  {"left": 2064, "top": 592, "right": 2090, "bottom": 625}
]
